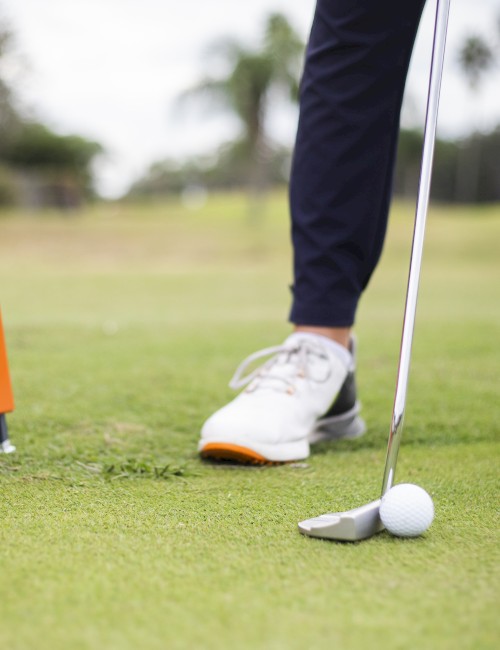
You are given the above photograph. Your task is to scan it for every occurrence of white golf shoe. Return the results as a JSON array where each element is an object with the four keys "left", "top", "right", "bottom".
[{"left": 199, "top": 333, "right": 365, "bottom": 464}]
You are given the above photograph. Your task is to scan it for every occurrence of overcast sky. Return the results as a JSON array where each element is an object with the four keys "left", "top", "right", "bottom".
[{"left": 1, "top": 0, "right": 499, "bottom": 197}]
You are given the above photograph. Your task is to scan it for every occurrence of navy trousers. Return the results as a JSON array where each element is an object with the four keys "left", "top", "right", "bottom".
[{"left": 289, "top": 0, "right": 427, "bottom": 327}]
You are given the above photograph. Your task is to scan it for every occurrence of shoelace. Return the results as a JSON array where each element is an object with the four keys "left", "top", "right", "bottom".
[{"left": 229, "top": 340, "right": 332, "bottom": 393}]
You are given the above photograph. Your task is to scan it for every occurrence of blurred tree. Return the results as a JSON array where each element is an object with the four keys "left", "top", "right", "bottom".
[
  {"left": 180, "top": 13, "right": 303, "bottom": 201},
  {"left": 456, "top": 34, "right": 496, "bottom": 202},
  {"left": 0, "top": 21, "right": 22, "bottom": 160},
  {"left": 127, "top": 143, "right": 291, "bottom": 200},
  {"left": 0, "top": 20, "right": 22, "bottom": 205},
  {"left": 0, "top": 18, "right": 103, "bottom": 209},
  {"left": 5, "top": 122, "right": 101, "bottom": 171},
  {"left": 457, "top": 132, "right": 500, "bottom": 204},
  {"left": 3, "top": 122, "right": 103, "bottom": 208},
  {"left": 458, "top": 35, "right": 495, "bottom": 91},
  {"left": 394, "top": 127, "right": 500, "bottom": 204}
]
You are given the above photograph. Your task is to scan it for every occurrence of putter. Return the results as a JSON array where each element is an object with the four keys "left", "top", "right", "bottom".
[{"left": 298, "top": 0, "right": 451, "bottom": 542}]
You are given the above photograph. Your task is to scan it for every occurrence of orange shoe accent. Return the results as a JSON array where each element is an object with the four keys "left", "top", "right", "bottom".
[
  {"left": 200, "top": 442, "right": 278, "bottom": 465},
  {"left": 0, "top": 309, "right": 14, "bottom": 414}
]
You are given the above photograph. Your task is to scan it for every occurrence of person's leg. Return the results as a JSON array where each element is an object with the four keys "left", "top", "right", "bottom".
[
  {"left": 290, "top": 0, "right": 427, "bottom": 334},
  {"left": 199, "top": 0, "right": 426, "bottom": 463}
]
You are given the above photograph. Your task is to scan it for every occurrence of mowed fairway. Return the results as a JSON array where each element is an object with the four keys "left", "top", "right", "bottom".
[{"left": 0, "top": 194, "right": 498, "bottom": 650}]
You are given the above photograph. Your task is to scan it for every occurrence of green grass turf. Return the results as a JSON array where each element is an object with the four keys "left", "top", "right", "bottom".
[{"left": 0, "top": 194, "right": 498, "bottom": 650}]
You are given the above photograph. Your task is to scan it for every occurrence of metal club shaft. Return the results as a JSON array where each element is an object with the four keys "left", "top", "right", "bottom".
[{"left": 381, "top": 0, "right": 451, "bottom": 495}]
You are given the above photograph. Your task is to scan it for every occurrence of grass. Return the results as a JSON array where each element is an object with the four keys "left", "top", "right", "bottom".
[{"left": 0, "top": 194, "right": 498, "bottom": 650}]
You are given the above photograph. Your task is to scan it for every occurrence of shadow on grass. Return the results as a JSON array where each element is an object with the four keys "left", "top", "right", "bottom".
[
  {"left": 310, "top": 423, "right": 493, "bottom": 457},
  {"left": 200, "top": 457, "right": 312, "bottom": 472}
]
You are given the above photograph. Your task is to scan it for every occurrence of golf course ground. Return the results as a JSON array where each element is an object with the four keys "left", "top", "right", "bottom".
[{"left": 0, "top": 193, "right": 498, "bottom": 649}]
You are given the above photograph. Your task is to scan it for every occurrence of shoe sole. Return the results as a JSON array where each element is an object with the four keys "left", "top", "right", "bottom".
[
  {"left": 200, "top": 442, "right": 277, "bottom": 465},
  {"left": 199, "top": 438, "right": 310, "bottom": 464}
]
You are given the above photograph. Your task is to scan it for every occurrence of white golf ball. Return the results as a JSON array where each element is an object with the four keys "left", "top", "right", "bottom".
[{"left": 380, "top": 483, "right": 434, "bottom": 538}]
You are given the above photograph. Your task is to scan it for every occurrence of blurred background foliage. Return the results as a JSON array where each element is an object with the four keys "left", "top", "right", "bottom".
[
  {"left": 0, "top": 19, "right": 101, "bottom": 209},
  {"left": 0, "top": 11, "right": 498, "bottom": 211}
]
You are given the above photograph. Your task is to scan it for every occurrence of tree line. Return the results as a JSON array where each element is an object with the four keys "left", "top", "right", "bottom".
[
  {"left": 129, "top": 13, "right": 499, "bottom": 205},
  {"left": 1, "top": 12, "right": 498, "bottom": 209},
  {"left": 127, "top": 126, "right": 500, "bottom": 204}
]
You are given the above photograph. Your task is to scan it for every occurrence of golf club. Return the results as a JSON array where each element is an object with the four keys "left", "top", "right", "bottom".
[{"left": 298, "top": 0, "right": 451, "bottom": 542}]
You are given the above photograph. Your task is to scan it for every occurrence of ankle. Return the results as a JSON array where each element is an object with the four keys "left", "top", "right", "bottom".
[{"left": 293, "top": 326, "right": 351, "bottom": 349}]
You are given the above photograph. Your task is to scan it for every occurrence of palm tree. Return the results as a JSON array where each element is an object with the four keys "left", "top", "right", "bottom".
[
  {"left": 456, "top": 34, "right": 495, "bottom": 202},
  {"left": 180, "top": 13, "right": 304, "bottom": 198},
  {"left": 458, "top": 35, "right": 494, "bottom": 91}
]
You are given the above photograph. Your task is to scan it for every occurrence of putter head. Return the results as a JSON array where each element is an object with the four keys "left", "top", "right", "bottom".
[{"left": 298, "top": 499, "right": 383, "bottom": 541}]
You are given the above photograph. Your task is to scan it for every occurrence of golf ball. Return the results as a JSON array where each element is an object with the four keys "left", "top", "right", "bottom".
[{"left": 380, "top": 483, "right": 434, "bottom": 538}]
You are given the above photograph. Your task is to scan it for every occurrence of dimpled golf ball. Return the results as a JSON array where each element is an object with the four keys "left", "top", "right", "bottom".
[{"left": 380, "top": 483, "right": 434, "bottom": 537}]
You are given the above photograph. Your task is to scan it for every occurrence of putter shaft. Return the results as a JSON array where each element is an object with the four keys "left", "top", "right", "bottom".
[{"left": 381, "top": 0, "right": 451, "bottom": 495}]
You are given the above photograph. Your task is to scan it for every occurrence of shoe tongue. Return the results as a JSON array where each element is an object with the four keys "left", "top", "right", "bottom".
[
  {"left": 284, "top": 333, "right": 352, "bottom": 369},
  {"left": 283, "top": 332, "right": 314, "bottom": 347},
  {"left": 251, "top": 335, "right": 330, "bottom": 391}
]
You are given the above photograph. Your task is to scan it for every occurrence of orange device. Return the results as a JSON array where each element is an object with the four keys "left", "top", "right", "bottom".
[{"left": 0, "top": 309, "right": 15, "bottom": 453}]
